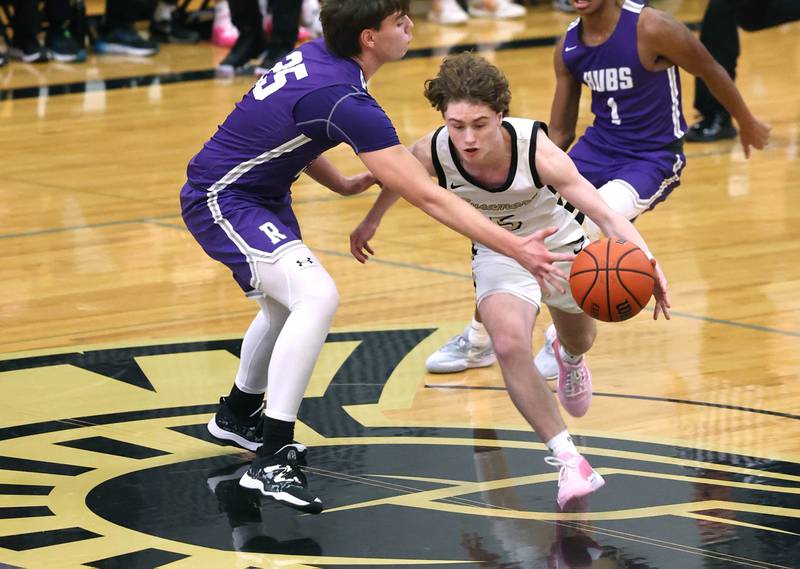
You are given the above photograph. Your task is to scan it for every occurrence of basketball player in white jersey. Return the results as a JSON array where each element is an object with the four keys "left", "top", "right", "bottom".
[
  {"left": 425, "top": 0, "right": 771, "bottom": 381},
  {"left": 349, "top": 53, "right": 670, "bottom": 508}
]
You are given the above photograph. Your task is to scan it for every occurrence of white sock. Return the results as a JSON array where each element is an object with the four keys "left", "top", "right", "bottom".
[
  {"left": 546, "top": 429, "right": 578, "bottom": 457},
  {"left": 466, "top": 317, "right": 490, "bottom": 346},
  {"left": 559, "top": 345, "right": 582, "bottom": 365}
]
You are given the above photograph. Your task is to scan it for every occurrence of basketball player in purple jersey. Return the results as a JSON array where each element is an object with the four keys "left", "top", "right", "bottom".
[
  {"left": 426, "top": 0, "right": 771, "bottom": 381},
  {"left": 181, "top": 0, "right": 572, "bottom": 514}
]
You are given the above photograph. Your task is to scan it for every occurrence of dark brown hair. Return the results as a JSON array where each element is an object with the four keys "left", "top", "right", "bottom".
[
  {"left": 321, "top": 0, "right": 410, "bottom": 59},
  {"left": 424, "top": 53, "right": 511, "bottom": 116}
]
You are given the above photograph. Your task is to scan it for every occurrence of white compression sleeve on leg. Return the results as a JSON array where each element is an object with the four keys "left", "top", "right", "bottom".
[
  {"left": 252, "top": 246, "right": 340, "bottom": 422},
  {"left": 234, "top": 296, "right": 289, "bottom": 395}
]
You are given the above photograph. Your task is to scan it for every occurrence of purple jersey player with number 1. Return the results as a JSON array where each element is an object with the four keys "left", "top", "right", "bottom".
[
  {"left": 180, "top": 0, "right": 573, "bottom": 515},
  {"left": 561, "top": 0, "right": 689, "bottom": 225},
  {"left": 537, "top": 0, "right": 769, "bottom": 379}
]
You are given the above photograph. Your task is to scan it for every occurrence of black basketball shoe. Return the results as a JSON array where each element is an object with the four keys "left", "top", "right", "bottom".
[
  {"left": 239, "top": 444, "right": 322, "bottom": 514},
  {"left": 216, "top": 27, "right": 265, "bottom": 76},
  {"left": 207, "top": 397, "right": 308, "bottom": 461},
  {"left": 253, "top": 47, "right": 291, "bottom": 76},
  {"left": 207, "top": 397, "right": 266, "bottom": 452},
  {"left": 8, "top": 36, "right": 48, "bottom": 63},
  {"left": 46, "top": 28, "right": 86, "bottom": 62},
  {"left": 150, "top": 13, "right": 200, "bottom": 44},
  {"left": 94, "top": 26, "right": 159, "bottom": 57},
  {"left": 685, "top": 114, "right": 737, "bottom": 143}
]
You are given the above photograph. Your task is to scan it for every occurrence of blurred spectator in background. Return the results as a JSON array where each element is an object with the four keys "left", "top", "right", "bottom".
[
  {"left": 213, "top": 0, "right": 320, "bottom": 50},
  {"left": 212, "top": 0, "right": 240, "bottom": 47},
  {"left": 7, "top": 0, "right": 85, "bottom": 63},
  {"left": 300, "top": 0, "right": 322, "bottom": 38},
  {"left": 552, "top": 0, "right": 574, "bottom": 13},
  {"left": 216, "top": 0, "right": 302, "bottom": 76},
  {"left": 428, "top": 0, "right": 525, "bottom": 25},
  {"left": 94, "top": 0, "right": 199, "bottom": 58},
  {"left": 150, "top": 0, "right": 201, "bottom": 44},
  {"left": 687, "top": 0, "right": 800, "bottom": 142}
]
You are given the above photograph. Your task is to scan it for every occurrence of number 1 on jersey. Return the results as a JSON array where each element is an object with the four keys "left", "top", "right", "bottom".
[{"left": 607, "top": 97, "right": 621, "bottom": 125}]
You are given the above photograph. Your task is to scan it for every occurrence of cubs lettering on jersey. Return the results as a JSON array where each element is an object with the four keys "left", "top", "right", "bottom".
[{"left": 582, "top": 67, "right": 633, "bottom": 92}]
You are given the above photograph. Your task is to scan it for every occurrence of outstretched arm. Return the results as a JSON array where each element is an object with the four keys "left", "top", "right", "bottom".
[
  {"left": 638, "top": 8, "right": 771, "bottom": 157},
  {"left": 305, "top": 155, "right": 378, "bottom": 196},
  {"left": 549, "top": 35, "right": 582, "bottom": 151},
  {"left": 359, "top": 143, "right": 574, "bottom": 293},
  {"left": 535, "top": 130, "right": 671, "bottom": 320},
  {"left": 349, "top": 132, "right": 436, "bottom": 262}
]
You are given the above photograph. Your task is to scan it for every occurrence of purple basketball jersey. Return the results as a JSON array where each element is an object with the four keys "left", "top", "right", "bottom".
[
  {"left": 186, "top": 38, "right": 382, "bottom": 201},
  {"left": 562, "top": 0, "right": 687, "bottom": 151},
  {"left": 180, "top": 39, "right": 399, "bottom": 294}
]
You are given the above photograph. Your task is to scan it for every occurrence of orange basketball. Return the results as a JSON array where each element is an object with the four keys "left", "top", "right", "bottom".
[{"left": 569, "top": 238, "right": 655, "bottom": 322}]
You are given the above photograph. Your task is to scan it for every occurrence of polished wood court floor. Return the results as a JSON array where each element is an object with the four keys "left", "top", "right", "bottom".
[{"left": 0, "top": 1, "right": 799, "bottom": 567}]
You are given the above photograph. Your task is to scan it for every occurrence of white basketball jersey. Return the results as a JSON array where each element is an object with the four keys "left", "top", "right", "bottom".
[{"left": 431, "top": 118, "right": 586, "bottom": 253}]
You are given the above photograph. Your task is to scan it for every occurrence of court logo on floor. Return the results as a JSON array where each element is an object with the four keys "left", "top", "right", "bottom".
[{"left": 0, "top": 330, "right": 797, "bottom": 567}]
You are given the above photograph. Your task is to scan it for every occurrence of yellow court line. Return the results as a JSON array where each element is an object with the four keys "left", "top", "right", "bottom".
[
  {"left": 306, "top": 435, "right": 800, "bottom": 484},
  {"left": 603, "top": 467, "right": 800, "bottom": 498},
  {"left": 681, "top": 512, "right": 800, "bottom": 536}
]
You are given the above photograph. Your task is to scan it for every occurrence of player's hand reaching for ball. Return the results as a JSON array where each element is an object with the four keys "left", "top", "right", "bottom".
[
  {"left": 651, "top": 258, "right": 671, "bottom": 320},
  {"left": 517, "top": 227, "right": 574, "bottom": 296}
]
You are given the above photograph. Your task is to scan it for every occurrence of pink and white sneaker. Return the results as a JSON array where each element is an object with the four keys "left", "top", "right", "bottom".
[
  {"left": 211, "top": 1, "right": 238, "bottom": 48},
  {"left": 553, "top": 337, "right": 592, "bottom": 417},
  {"left": 545, "top": 452, "right": 605, "bottom": 510}
]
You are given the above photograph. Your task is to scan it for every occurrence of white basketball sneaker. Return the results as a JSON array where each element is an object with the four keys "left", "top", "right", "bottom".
[
  {"left": 428, "top": 0, "right": 470, "bottom": 25},
  {"left": 534, "top": 324, "right": 559, "bottom": 380},
  {"left": 425, "top": 327, "right": 496, "bottom": 374},
  {"left": 211, "top": 0, "right": 238, "bottom": 48},
  {"left": 468, "top": 0, "right": 526, "bottom": 19}
]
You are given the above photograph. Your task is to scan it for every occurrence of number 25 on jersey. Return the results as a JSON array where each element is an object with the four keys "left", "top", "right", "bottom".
[{"left": 253, "top": 52, "right": 309, "bottom": 100}]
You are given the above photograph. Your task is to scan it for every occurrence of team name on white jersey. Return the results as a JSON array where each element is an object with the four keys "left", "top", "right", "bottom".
[{"left": 583, "top": 67, "right": 633, "bottom": 92}]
